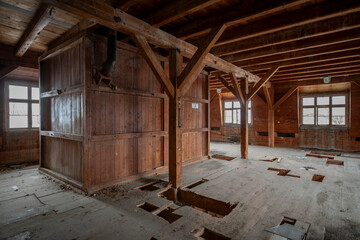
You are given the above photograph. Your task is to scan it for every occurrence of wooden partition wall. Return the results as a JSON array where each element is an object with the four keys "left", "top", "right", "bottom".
[{"left": 39, "top": 33, "right": 210, "bottom": 192}]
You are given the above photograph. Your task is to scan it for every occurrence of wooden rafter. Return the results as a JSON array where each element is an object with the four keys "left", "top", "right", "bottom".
[
  {"left": 273, "top": 86, "right": 298, "bottom": 109},
  {"left": 131, "top": 34, "right": 175, "bottom": 98},
  {"left": 171, "top": 0, "right": 311, "bottom": 39},
  {"left": 263, "top": 86, "right": 272, "bottom": 108},
  {"left": 178, "top": 24, "right": 226, "bottom": 95},
  {"left": 0, "top": 65, "right": 17, "bottom": 80},
  {"left": 15, "top": 3, "right": 56, "bottom": 56},
  {"left": 143, "top": 0, "right": 221, "bottom": 27},
  {"left": 247, "top": 66, "right": 279, "bottom": 100},
  {"left": 43, "top": 0, "right": 259, "bottom": 82},
  {"left": 212, "top": 12, "right": 360, "bottom": 56},
  {"left": 214, "top": 73, "right": 238, "bottom": 98}
]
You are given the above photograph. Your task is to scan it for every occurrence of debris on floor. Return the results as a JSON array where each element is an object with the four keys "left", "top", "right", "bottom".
[
  {"left": 212, "top": 155, "right": 235, "bottom": 161},
  {"left": 300, "top": 166, "right": 316, "bottom": 171}
]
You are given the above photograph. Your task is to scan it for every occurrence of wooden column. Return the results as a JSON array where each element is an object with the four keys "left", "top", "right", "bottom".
[
  {"left": 240, "top": 78, "right": 249, "bottom": 159},
  {"left": 268, "top": 107, "right": 275, "bottom": 147},
  {"left": 169, "top": 49, "right": 183, "bottom": 188}
]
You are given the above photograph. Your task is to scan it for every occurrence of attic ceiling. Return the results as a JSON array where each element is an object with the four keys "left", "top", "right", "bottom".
[{"left": 0, "top": 0, "right": 359, "bottom": 88}]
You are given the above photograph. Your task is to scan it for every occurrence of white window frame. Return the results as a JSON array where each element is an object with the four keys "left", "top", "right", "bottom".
[
  {"left": 5, "top": 81, "right": 39, "bottom": 131},
  {"left": 223, "top": 99, "right": 252, "bottom": 126},
  {"left": 300, "top": 92, "right": 348, "bottom": 128}
]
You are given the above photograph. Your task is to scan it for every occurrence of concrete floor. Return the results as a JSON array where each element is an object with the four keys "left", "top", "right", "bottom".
[{"left": 1, "top": 143, "right": 360, "bottom": 239}]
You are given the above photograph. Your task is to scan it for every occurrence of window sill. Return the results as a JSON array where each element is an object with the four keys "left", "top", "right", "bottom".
[
  {"left": 6, "top": 128, "right": 40, "bottom": 132},
  {"left": 300, "top": 125, "right": 348, "bottom": 130},
  {"left": 223, "top": 124, "right": 253, "bottom": 128}
]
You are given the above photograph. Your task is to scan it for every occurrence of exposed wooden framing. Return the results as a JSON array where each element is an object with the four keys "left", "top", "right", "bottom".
[
  {"left": 240, "top": 77, "right": 249, "bottom": 159},
  {"left": 272, "top": 75, "right": 360, "bottom": 88},
  {"left": 273, "top": 87, "right": 298, "bottom": 109},
  {"left": 228, "top": 72, "right": 244, "bottom": 105},
  {"left": 169, "top": 49, "right": 183, "bottom": 189},
  {"left": 210, "top": 91, "right": 217, "bottom": 103},
  {"left": 0, "top": 65, "right": 17, "bottom": 80},
  {"left": 41, "top": 131, "right": 83, "bottom": 142},
  {"left": 48, "top": 19, "right": 96, "bottom": 50},
  {"left": 15, "top": 3, "right": 56, "bottom": 56},
  {"left": 222, "top": 28, "right": 360, "bottom": 62},
  {"left": 171, "top": 0, "right": 311, "bottom": 39},
  {"left": 242, "top": 50, "right": 360, "bottom": 72},
  {"left": 234, "top": 40, "right": 360, "bottom": 66},
  {"left": 143, "top": 0, "right": 221, "bottom": 27},
  {"left": 43, "top": 0, "right": 259, "bottom": 82},
  {"left": 90, "top": 131, "right": 168, "bottom": 141},
  {"left": 263, "top": 86, "right": 275, "bottom": 147},
  {"left": 0, "top": 45, "right": 40, "bottom": 69},
  {"left": 132, "top": 34, "right": 175, "bottom": 98},
  {"left": 212, "top": 12, "right": 360, "bottom": 56},
  {"left": 214, "top": 73, "right": 237, "bottom": 98},
  {"left": 212, "top": 0, "right": 360, "bottom": 46},
  {"left": 114, "top": 0, "right": 136, "bottom": 11},
  {"left": 247, "top": 66, "right": 279, "bottom": 100},
  {"left": 354, "top": 81, "right": 360, "bottom": 88},
  {"left": 178, "top": 24, "right": 226, "bottom": 96}
]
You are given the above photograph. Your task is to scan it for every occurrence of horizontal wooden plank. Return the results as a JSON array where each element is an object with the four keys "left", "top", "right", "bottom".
[
  {"left": 90, "top": 131, "right": 168, "bottom": 142},
  {"left": 91, "top": 86, "right": 167, "bottom": 99},
  {"left": 40, "top": 84, "right": 84, "bottom": 98},
  {"left": 182, "top": 97, "right": 209, "bottom": 104},
  {"left": 40, "top": 131, "right": 84, "bottom": 141},
  {"left": 182, "top": 128, "right": 209, "bottom": 133}
]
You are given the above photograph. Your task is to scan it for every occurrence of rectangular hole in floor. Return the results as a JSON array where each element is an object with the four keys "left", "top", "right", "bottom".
[
  {"left": 312, "top": 174, "right": 325, "bottom": 182},
  {"left": 267, "top": 168, "right": 300, "bottom": 178},
  {"left": 156, "top": 207, "right": 182, "bottom": 224},
  {"left": 306, "top": 154, "right": 334, "bottom": 159},
  {"left": 199, "top": 228, "right": 231, "bottom": 240},
  {"left": 310, "top": 151, "right": 341, "bottom": 156},
  {"left": 212, "top": 155, "right": 235, "bottom": 161},
  {"left": 159, "top": 188, "right": 238, "bottom": 218},
  {"left": 148, "top": 238, "right": 158, "bottom": 240},
  {"left": 280, "top": 216, "right": 297, "bottom": 225},
  {"left": 326, "top": 159, "right": 344, "bottom": 166},
  {"left": 138, "top": 202, "right": 159, "bottom": 213},
  {"left": 136, "top": 180, "right": 167, "bottom": 192},
  {"left": 184, "top": 179, "right": 209, "bottom": 189}
]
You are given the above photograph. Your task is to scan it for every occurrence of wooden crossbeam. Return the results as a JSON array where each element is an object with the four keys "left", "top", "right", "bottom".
[
  {"left": 273, "top": 87, "right": 298, "bottom": 109},
  {"left": 272, "top": 75, "right": 360, "bottom": 88},
  {"left": 247, "top": 66, "right": 279, "bottom": 100},
  {"left": 143, "top": 0, "right": 221, "bottom": 27},
  {"left": 210, "top": 91, "right": 217, "bottom": 103},
  {"left": 178, "top": 24, "right": 226, "bottom": 95},
  {"left": 228, "top": 72, "right": 244, "bottom": 105},
  {"left": 263, "top": 86, "right": 272, "bottom": 108},
  {"left": 132, "top": 34, "right": 175, "bottom": 98},
  {"left": 43, "top": 0, "right": 258, "bottom": 82},
  {"left": 0, "top": 65, "right": 17, "bottom": 80},
  {"left": 15, "top": 3, "right": 56, "bottom": 56},
  {"left": 214, "top": 73, "right": 238, "bottom": 98},
  {"left": 212, "top": 12, "right": 360, "bottom": 56},
  {"left": 354, "top": 81, "right": 360, "bottom": 88}
]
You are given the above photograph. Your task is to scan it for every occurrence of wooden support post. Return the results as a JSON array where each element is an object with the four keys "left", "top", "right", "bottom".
[
  {"left": 240, "top": 77, "right": 249, "bottom": 159},
  {"left": 264, "top": 86, "right": 275, "bottom": 147},
  {"left": 247, "top": 66, "right": 279, "bottom": 100},
  {"left": 169, "top": 49, "right": 183, "bottom": 189}
]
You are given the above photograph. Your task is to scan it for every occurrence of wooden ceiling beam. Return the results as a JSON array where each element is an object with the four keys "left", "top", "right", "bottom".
[
  {"left": 233, "top": 40, "right": 360, "bottom": 66},
  {"left": 15, "top": 3, "right": 56, "bottom": 56},
  {"left": 131, "top": 34, "right": 175, "bottom": 98},
  {"left": 43, "top": 0, "right": 259, "bottom": 83},
  {"left": 242, "top": 50, "right": 360, "bottom": 72},
  {"left": 143, "top": 0, "right": 222, "bottom": 27},
  {"left": 212, "top": 12, "right": 360, "bottom": 56},
  {"left": 221, "top": 28, "right": 360, "bottom": 62},
  {"left": 171, "top": 0, "right": 312, "bottom": 39},
  {"left": 0, "top": 44, "right": 40, "bottom": 69},
  {"left": 247, "top": 66, "right": 279, "bottom": 101},
  {"left": 0, "top": 65, "right": 17, "bottom": 80},
  {"left": 271, "top": 69, "right": 360, "bottom": 82},
  {"left": 178, "top": 24, "right": 226, "bottom": 96},
  {"left": 209, "top": 0, "right": 360, "bottom": 47},
  {"left": 272, "top": 75, "right": 360, "bottom": 87}
]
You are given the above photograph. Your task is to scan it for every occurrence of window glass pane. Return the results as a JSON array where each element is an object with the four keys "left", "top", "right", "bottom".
[
  {"left": 9, "top": 85, "right": 28, "bottom": 99},
  {"left": 332, "top": 96, "right": 345, "bottom": 105},
  {"left": 10, "top": 116, "right": 28, "bottom": 128},
  {"left": 332, "top": 107, "right": 345, "bottom": 125},
  {"left": 302, "top": 97, "right": 314, "bottom": 106},
  {"left": 32, "top": 87, "right": 39, "bottom": 100},
  {"left": 237, "top": 109, "right": 240, "bottom": 124},
  {"left": 224, "top": 102, "right": 232, "bottom": 109},
  {"left": 303, "top": 108, "right": 314, "bottom": 124},
  {"left": 32, "top": 103, "right": 40, "bottom": 128},
  {"left": 248, "top": 109, "right": 251, "bottom": 124},
  {"left": 317, "top": 97, "right": 329, "bottom": 105},
  {"left": 9, "top": 102, "right": 28, "bottom": 116},
  {"left": 233, "top": 101, "right": 240, "bottom": 108},
  {"left": 232, "top": 109, "right": 240, "bottom": 124},
  {"left": 317, "top": 108, "right": 329, "bottom": 125},
  {"left": 248, "top": 101, "right": 252, "bottom": 108},
  {"left": 224, "top": 110, "right": 232, "bottom": 123}
]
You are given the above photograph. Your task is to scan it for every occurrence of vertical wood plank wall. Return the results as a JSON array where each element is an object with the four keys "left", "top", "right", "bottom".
[{"left": 39, "top": 33, "right": 210, "bottom": 191}]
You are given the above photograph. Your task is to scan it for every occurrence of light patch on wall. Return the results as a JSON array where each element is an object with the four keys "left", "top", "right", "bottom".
[{"left": 192, "top": 103, "right": 199, "bottom": 109}]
